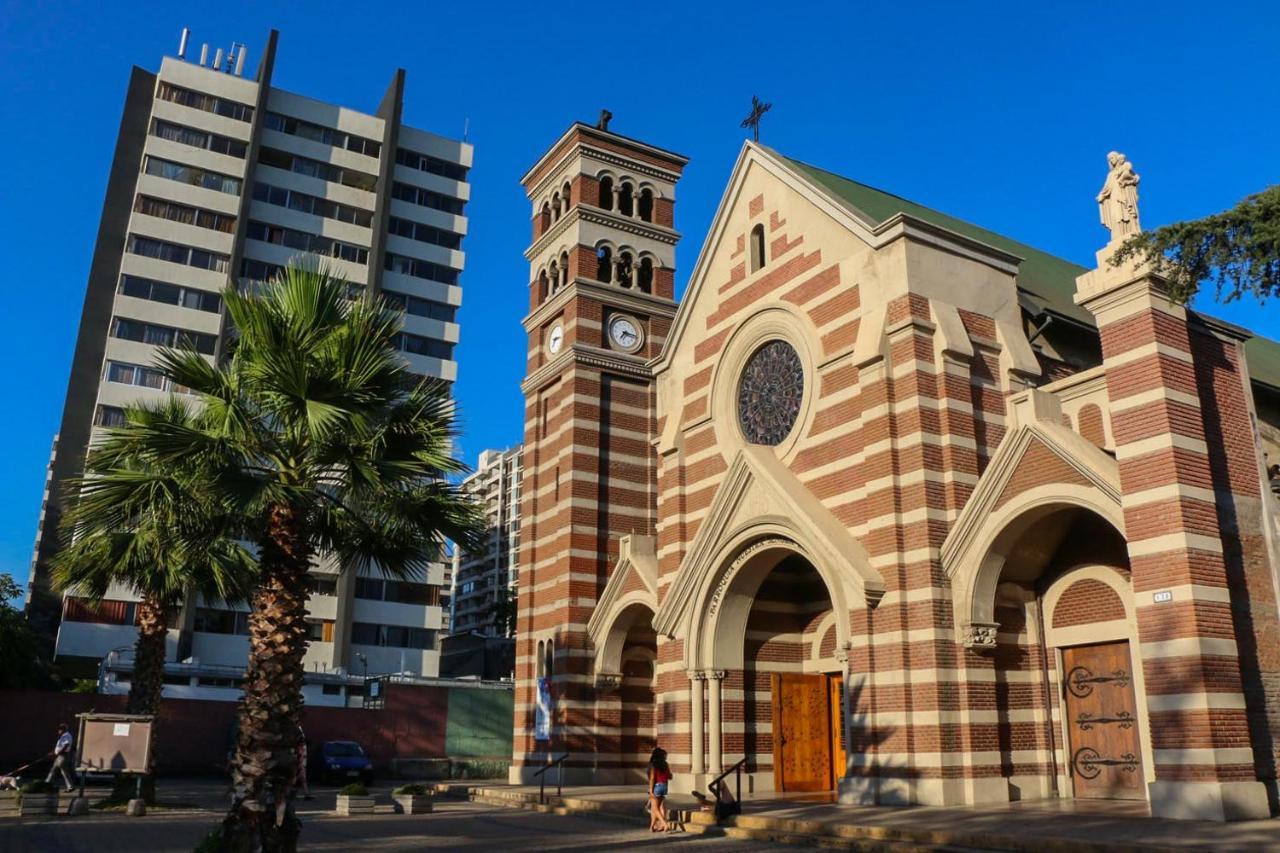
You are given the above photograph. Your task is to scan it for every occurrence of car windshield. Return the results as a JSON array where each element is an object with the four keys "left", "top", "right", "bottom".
[{"left": 325, "top": 742, "right": 365, "bottom": 757}]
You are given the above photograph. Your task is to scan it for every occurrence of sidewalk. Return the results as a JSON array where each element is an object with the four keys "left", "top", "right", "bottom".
[{"left": 454, "top": 784, "right": 1280, "bottom": 852}]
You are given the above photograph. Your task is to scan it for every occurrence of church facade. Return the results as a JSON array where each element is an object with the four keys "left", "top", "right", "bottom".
[{"left": 512, "top": 121, "right": 1280, "bottom": 822}]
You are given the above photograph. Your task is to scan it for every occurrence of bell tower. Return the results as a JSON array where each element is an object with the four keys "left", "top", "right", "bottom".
[{"left": 512, "top": 119, "right": 687, "bottom": 782}]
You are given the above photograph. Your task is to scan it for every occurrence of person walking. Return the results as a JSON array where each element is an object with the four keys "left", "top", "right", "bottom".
[
  {"left": 295, "top": 725, "right": 312, "bottom": 800},
  {"left": 45, "top": 723, "right": 76, "bottom": 792},
  {"left": 647, "top": 747, "right": 672, "bottom": 832}
]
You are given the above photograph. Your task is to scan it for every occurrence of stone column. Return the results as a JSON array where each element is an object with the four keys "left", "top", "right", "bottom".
[
  {"left": 1076, "top": 253, "right": 1271, "bottom": 821},
  {"left": 690, "top": 671, "right": 705, "bottom": 776},
  {"left": 707, "top": 670, "right": 725, "bottom": 775}
]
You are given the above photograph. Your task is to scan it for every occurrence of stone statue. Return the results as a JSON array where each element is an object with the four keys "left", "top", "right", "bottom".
[{"left": 1097, "top": 151, "right": 1141, "bottom": 242}]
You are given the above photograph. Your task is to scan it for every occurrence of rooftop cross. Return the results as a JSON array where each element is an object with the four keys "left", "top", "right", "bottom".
[{"left": 740, "top": 95, "right": 772, "bottom": 142}]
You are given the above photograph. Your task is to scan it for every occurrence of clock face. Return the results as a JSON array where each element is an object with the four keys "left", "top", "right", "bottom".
[
  {"left": 547, "top": 324, "right": 564, "bottom": 355},
  {"left": 608, "top": 315, "right": 642, "bottom": 352}
]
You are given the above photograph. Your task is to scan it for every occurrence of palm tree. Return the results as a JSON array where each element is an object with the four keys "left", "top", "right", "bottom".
[
  {"left": 107, "top": 261, "right": 482, "bottom": 851},
  {"left": 52, "top": 399, "right": 256, "bottom": 717}
]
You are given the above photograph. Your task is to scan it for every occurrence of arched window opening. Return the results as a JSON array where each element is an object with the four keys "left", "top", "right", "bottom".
[
  {"left": 562, "top": 181, "right": 572, "bottom": 213},
  {"left": 616, "top": 251, "right": 634, "bottom": 288},
  {"left": 544, "top": 639, "right": 554, "bottom": 679},
  {"left": 551, "top": 192, "right": 562, "bottom": 222},
  {"left": 539, "top": 203, "right": 551, "bottom": 235},
  {"left": 618, "top": 183, "right": 634, "bottom": 218},
  {"left": 548, "top": 261, "right": 560, "bottom": 295},
  {"left": 599, "top": 176, "right": 614, "bottom": 210},
  {"left": 750, "top": 223, "right": 766, "bottom": 272},
  {"left": 637, "top": 257, "right": 654, "bottom": 292},
  {"left": 638, "top": 188, "right": 654, "bottom": 222},
  {"left": 536, "top": 640, "right": 545, "bottom": 678},
  {"left": 559, "top": 251, "right": 571, "bottom": 289},
  {"left": 596, "top": 246, "right": 613, "bottom": 283},
  {"left": 538, "top": 270, "right": 550, "bottom": 302}
]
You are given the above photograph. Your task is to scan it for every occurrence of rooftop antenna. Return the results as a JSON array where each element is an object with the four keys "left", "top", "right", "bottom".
[
  {"left": 462, "top": 117, "right": 470, "bottom": 142},
  {"left": 178, "top": 27, "right": 190, "bottom": 59},
  {"left": 199, "top": 43, "right": 209, "bottom": 66},
  {"left": 233, "top": 44, "right": 247, "bottom": 76},
  {"left": 213, "top": 47, "right": 224, "bottom": 72}
]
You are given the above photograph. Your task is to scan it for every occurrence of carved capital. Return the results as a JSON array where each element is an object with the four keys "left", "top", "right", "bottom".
[
  {"left": 962, "top": 622, "right": 1000, "bottom": 650},
  {"left": 834, "top": 642, "right": 852, "bottom": 664},
  {"left": 594, "top": 671, "right": 623, "bottom": 692}
]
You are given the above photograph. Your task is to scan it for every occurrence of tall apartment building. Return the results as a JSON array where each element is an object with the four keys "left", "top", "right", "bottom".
[
  {"left": 28, "top": 29, "right": 471, "bottom": 696},
  {"left": 451, "top": 447, "right": 523, "bottom": 636}
]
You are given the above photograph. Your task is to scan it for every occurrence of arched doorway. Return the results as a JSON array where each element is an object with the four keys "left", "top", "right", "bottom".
[
  {"left": 695, "top": 537, "right": 848, "bottom": 794},
  {"left": 977, "top": 503, "right": 1151, "bottom": 804},
  {"left": 592, "top": 601, "right": 657, "bottom": 783}
]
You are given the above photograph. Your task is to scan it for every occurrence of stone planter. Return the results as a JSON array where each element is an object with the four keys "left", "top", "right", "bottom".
[
  {"left": 0, "top": 792, "right": 18, "bottom": 817},
  {"left": 392, "top": 793, "right": 432, "bottom": 814},
  {"left": 335, "top": 794, "right": 375, "bottom": 816},
  {"left": 19, "top": 793, "right": 58, "bottom": 816}
]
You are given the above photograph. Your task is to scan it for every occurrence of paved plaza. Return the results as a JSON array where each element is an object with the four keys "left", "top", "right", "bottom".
[{"left": 0, "top": 781, "right": 805, "bottom": 853}]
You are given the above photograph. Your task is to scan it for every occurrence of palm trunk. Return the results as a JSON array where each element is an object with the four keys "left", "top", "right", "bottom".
[
  {"left": 126, "top": 594, "right": 169, "bottom": 716},
  {"left": 223, "top": 504, "right": 311, "bottom": 853}
]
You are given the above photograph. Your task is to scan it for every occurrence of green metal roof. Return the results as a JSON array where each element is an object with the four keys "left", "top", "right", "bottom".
[{"left": 780, "top": 153, "right": 1280, "bottom": 392}]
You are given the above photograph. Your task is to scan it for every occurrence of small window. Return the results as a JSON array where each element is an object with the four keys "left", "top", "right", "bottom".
[
  {"left": 596, "top": 246, "right": 612, "bottom": 283},
  {"left": 750, "top": 224, "right": 766, "bottom": 272},
  {"left": 599, "top": 176, "right": 614, "bottom": 210},
  {"left": 637, "top": 257, "right": 654, "bottom": 293},
  {"left": 618, "top": 183, "right": 634, "bottom": 217},
  {"left": 638, "top": 188, "right": 654, "bottom": 222}
]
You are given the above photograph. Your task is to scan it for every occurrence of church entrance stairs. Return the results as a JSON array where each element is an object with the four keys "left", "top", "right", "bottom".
[{"left": 429, "top": 783, "right": 1278, "bottom": 851}]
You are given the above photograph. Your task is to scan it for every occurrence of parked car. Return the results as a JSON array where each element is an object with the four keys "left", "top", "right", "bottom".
[{"left": 313, "top": 740, "right": 373, "bottom": 785}]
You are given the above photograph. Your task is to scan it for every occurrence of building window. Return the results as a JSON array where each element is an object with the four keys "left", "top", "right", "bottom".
[
  {"left": 599, "top": 176, "right": 614, "bottom": 211},
  {"left": 387, "top": 216, "right": 463, "bottom": 250},
  {"left": 251, "top": 182, "right": 373, "bottom": 227},
  {"left": 63, "top": 597, "right": 137, "bottom": 625},
  {"left": 240, "top": 258, "right": 282, "bottom": 283},
  {"left": 305, "top": 619, "right": 335, "bottom": 642},
  {"left": 390, "top": 181, "right": 466, "bottom": 216},
  {"left": 321, "top": 683, "right": 343, "bottom": 695},
  {"left": 380, "top": 290, "right": 457, "bottom": 324},
  {"left": 110, "top": 316, "right": 218, "bottom": 355},
  {"left": 618, "top": 182, "right": 634, "bottom": 217},
  {"left": 394, "top": 147, "right": 468, "bottom": 182},
  {"left": 750, "top": 224, "right": 766, "bottom": 272},
  {"left": 118, "top": 275, "right": 222, "bottom": 313},
  {"left": 156, "top": 82, "right": 253, "bottom": 123},
  {"left": 263, "top": 112, "right": 380, "bottom": 158},
  {"left": 395, "top": 332, "right": 453, "bottom": 361},
  {"left": 246, "top": 221, "right": 369, "bottom": 265},
  {"left": 143, "top": 156, "right": 241, "bottom": 195},
  {"left": 307, "top": 575, "right": 339, "bottom": 597},
  {"left": 638, "top": 188, "right": 654, "bottom": 222},
  {"left": 193, "top": 607, "right": 250, "bottom": 635},
  {"left": 134, "top": 196, "right": 236, "bottom": 233},
  {"left": 257, "top": 147, "right": 376, "bottom": 192},
  {"left": 384, "top": 252, "right": 460, "bottom": 286},
  {"left": 127, "top": 234, "right": 229, "bottom": 273},
  {"left": 596, "top": 246, "right": 612, "bottom": 283},
  {"left": 637, "top": 257, "right": 654, "bottom": 292},
  {"left": 150, "top": 119, "right": 247, "bottom": 158},
  {"left": 351, "top": 622, "right": 436, "bottom": 650},
  {"left": 94, "top": 405, "right": 128, "bottom": 427},
  {"left": 105, "top": 360, "right": 195, "bottom": 395}
]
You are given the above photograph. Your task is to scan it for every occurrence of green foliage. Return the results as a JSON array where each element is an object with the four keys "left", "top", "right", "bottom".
[
  {"left": 392, "top": 783, "right": 428, "bottom": 796},
  {"left": 0, "top": 573, "right": 51, "bottom": 690},
  {"left": 338, "top": 783, "right": 369, "bottom": 796},
  {"left": 66, "top": 678, "right": 98, "bottom": 694},
  {"left": 486, "top": 585, "right": 517, "bottom": 637},
  {"left": 1111, "top": 184, "right": 1280, "bottom": 304}
]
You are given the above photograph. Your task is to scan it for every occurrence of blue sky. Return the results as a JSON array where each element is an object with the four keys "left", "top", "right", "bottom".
[{"left": 2, "top": 0, "right": 1278, "bottom": 598}]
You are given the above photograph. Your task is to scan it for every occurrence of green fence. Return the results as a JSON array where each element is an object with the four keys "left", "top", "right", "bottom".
[{"left": 445, "top": 686, "right": 513, "bottom": 759}]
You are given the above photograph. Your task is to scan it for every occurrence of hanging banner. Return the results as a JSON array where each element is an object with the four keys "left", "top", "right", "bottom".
[{"left": 534, "top": 677, "right": 552, "bottom": 741}]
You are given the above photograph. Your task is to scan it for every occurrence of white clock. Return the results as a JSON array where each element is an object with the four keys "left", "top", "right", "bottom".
[
  {"left": 608, "top": 315, "right": 643, "bottom": 353},
  {"left": 547, "top": 323, "right": 565, "bottom": 355}
]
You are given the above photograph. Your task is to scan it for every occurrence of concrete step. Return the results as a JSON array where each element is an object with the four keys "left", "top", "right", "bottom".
[{"left": 468, "top": 789, "right": 718, "bottom": 835}]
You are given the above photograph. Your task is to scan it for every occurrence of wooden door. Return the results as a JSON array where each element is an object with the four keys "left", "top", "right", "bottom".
[
  {"left": 828, "top": 674, "right": 847, "bottom": 789},
  {"left": 772, "top": 673, "right": 832, "bottom": 792},
  {"left": 1062, "top": 642, "right": 1144, "bottom": 799}
]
